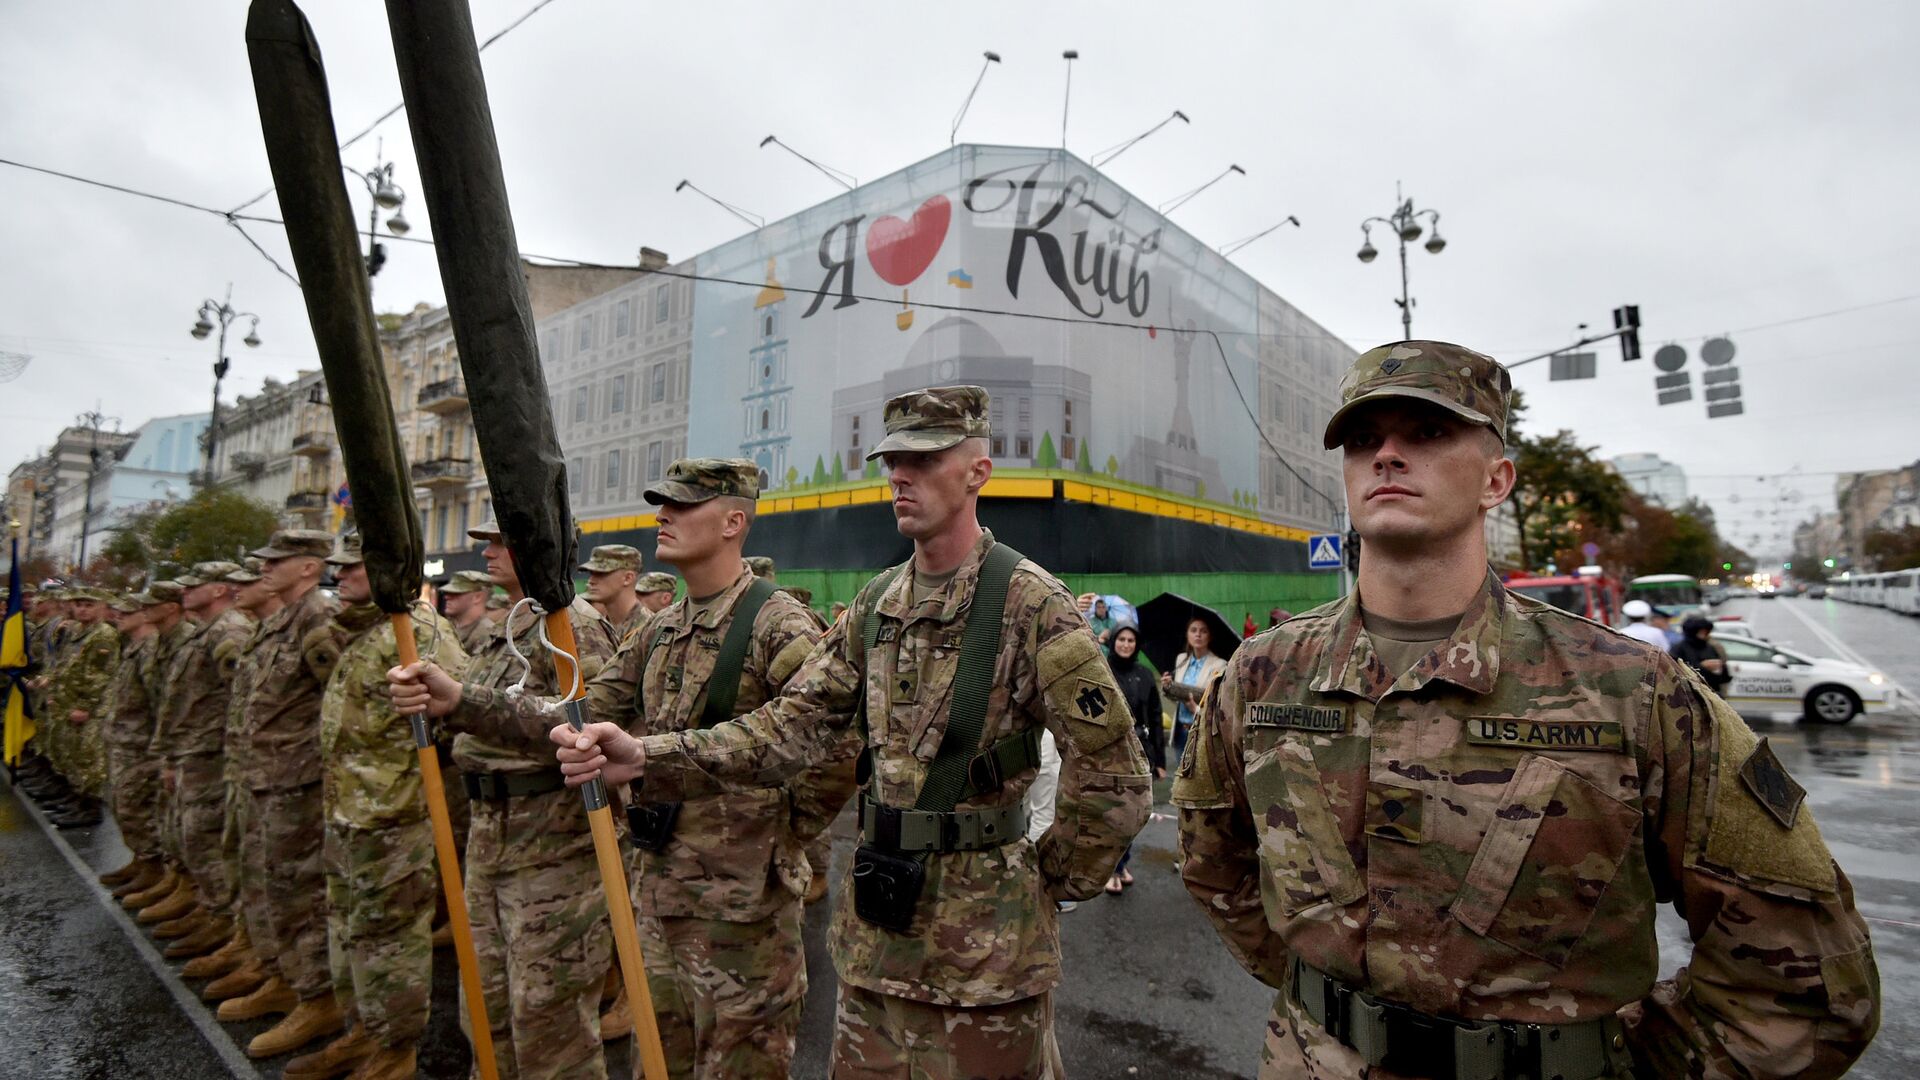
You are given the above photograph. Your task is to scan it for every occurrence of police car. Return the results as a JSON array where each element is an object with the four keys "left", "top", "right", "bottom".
[{"left": 1709, "top": 632, "right": 1897, "bottom": 724}]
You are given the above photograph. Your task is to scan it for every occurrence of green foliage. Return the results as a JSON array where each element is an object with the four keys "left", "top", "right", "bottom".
[
  {"left": 1195, "top": 480, "right": 1207, "bottom": 500},
  {"left": 862, "top": 459, "right": 881, "bottom": 480},
  {"left": 1864, "top": 524, "right": 1920, "bottom": 571},
  {"left": 1034, "top": 432, "right": 1059, "bottom": 469},
  {"left": 1506, "top": 390, "right": 1629, "bottom": 571},
  {"left": 101, "top": 490, "right": 280, "bottom": 580},
  {"left": 1075, "top": 440, "right": 1092, "bottom": 473},
  {"left": 830, "top": 453, "right": 847, "bottom": 484},
  {"left": 810, "top": 456, "right": 829, "bottom": 486},
  {"left": 1105, "top": 454, "right": 1120, "bottom": 477},
  {"left": 784, "top": 465, "right": 799, "bottom": 490}
]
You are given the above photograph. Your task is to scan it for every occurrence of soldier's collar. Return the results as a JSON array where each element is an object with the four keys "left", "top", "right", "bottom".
[
  {"left": 877, "top": 528, "right": 996, "bottom": 625},
  {"left": 1314, "top": 571, "right": 1504, "bottom": 700}
]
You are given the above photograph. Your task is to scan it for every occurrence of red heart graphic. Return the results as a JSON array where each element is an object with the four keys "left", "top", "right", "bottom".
[{"left": 865, "top": 195, "right": 951, "bottom": 287}]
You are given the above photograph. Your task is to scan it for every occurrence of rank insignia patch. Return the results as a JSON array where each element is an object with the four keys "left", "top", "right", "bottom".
[{"left": 1739, "top": 737, "right": 1806, "bottom": 829}]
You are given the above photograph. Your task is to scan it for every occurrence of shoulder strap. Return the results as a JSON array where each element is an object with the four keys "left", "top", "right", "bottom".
[
  {"left": 699, "top": 577, "right": 779, "bottom": 727},
  {"left": 912, "top": 542, "right": 1023, "bottom": 813}
]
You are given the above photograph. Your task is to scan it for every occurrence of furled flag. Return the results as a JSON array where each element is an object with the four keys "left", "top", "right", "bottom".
[{"left": 2, "top": 534, "right": 36, "bottom": 767}]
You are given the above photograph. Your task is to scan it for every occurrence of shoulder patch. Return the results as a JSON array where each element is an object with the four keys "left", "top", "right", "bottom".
[
  {"left": 1697, "top": 701, "right": 1836, "bottom": 897},
  {"left": 1171, "top": 706, "right": 1230, "bottom": 809},
  {"left": 1738, "top": 737, "right": 1805, "bottom": 829},
  {"left": 1036, "top": 630, "right": 1127, "bottom": 754}
]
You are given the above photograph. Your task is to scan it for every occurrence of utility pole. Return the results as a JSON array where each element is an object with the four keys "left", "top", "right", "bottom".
[
  {"left": 1356, "top": 182, "right": 1447, "bottom": 339},
  {"left": 189, "top": 284, "right": 263, "bottom": 483},
  {"left": 74, "top": 406, "right": 121, "bottom": 569}
]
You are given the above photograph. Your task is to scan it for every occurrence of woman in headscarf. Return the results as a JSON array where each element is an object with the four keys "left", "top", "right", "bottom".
[
  {"left": 1104, "top": 624, "right": 1161, "bottom": 893},
  {"left": 1672, "top": 615, "right": 1732, "bottom": 696}
]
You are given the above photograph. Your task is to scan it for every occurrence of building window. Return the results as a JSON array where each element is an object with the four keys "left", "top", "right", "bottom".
[
  {"left": 605, "top": 448, "right": 621, "bottom": 491},
  {"left": 456, "top": 500, "right": 469, "bottom": 539},
  {"left": 576, "top": 317, "right": 594, "bottom": 352},
  {"left": 573, "top": 386, "right": 589, "bottom": 423},
  {"left": 651, "top": 364, "right": 667, "bottom": 404},
  {"left": 760, "top": 409, "right": 770, "bottom": 432},
  {"left": 1016, "top": 435, "right": 1031, "bottom": 458},
  {"left": 481, "top": 496, "right": 491, "bottom": 523},
  {"left": 543, "top": 330, "right": 562, "bottom": 362},
  {"left": 846, "top": 449, "right": 861, "bottom": 473},
  {"left": 614, "top": 299, "right": 632, "bottom": 337},
  {"left": 609, "top": 374, "right": 626, "bottom": 414},
  {"left": 647, "top": 442, "right": 663, "bottom": 481},
  {"left": 655, "top": 287, "right": 670, "bottom": 323},
  {"left": 1062, "top": 436, "right": 1076, "bottom": 461},
  {"left": 568, "top": 459, "right": 582, "bottom": 494},
  {"left": 1063, "top": 399, "right": 1074, "bottom": 436},
  {"left": 435, "top": 505, "right": 450, "bottom": 550},
  {"left": 991, "top": 436, "right": 1006, "bottom": 457}
]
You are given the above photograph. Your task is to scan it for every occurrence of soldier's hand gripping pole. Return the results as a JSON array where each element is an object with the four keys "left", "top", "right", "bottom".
[
  {"left": 544, "top": 611, "right": 671, "bottom": 1080},
  {"left": 394, "top": 616, "right": 499, "bottom": 1080}
]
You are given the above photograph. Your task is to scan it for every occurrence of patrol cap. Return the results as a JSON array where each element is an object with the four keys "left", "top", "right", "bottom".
[
  {"left": 635, "top": 571, "right": 677, "bottom": 596},
  {"left": 251, "top": 529, "right": 336, "bottom": 560},
  {"left": 866, "top": 385, "right": 991, "bottom": 460},
  {"left": 440, "top": 570, "right": 492, "bottom": 595},
  {"left": 1323, "top": 341, "right": 1512, "bottom": 450},
  {"left": 146, "top": 580, "right": 186, "bottom": 604},
  {"left": 643, "top": 458, "right": 761, "bottom": 506},
  {"left": 467, "top": 517, "right": 503, "bottom": 543},
  {"left": 577, "top": 544, "right": 642, "bottom": 574},
  {"left": 1622, "top": 599, "right": 1652, "bottom": 619},
  {"left": 324, "top": 533, "right": 364, "bottom": 567},
  {"left": 745, "top": 556, "right": 775, "bottom": 580},
  {"left": 109, "top": 596, "right": 142, "bottom": 614},
  {"left": 177, "top": 561, "right": 243, "bottom": 588},
  {"left": 227, "top": 557, "right": 265, "bottom": 584},
  {"left": 69, "top": 586, "right": 114, "bottom": 603}
]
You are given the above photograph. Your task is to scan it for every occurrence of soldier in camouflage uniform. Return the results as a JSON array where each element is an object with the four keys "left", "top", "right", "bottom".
[
  {"left": 284, "top": 533, "right": 466, "bottom": 1080},
  {"left": 387, "top": 516, "right": 618, "bottom": 1080},
  {"left": 194, "top": 557, "right": 286, "bottom": 990},
  {"left": 99, "top": 594, "right": 161, "bottom": 890},
  {"left": 635, "top": 571, "right": 677, "bottom": 616},
  {"left": 580, "top": 544, "right": 647, "bottom": 645},
  {"left": 434, "top": 568, "right": 496, "bottom": 854},
  {"left": 128, "top": 582, "right": 200, "bottom": 924},
  {"left": 44, "top": 587, "right": 118, "bottom": 828},
  {"left": 220, "top": 530, "right": 348, "bottom": 1060},
  {"left": 551, "top": 387, "right": 1153, "bottom": 1077},
  {"left": 148, "top": 562, "right": 253, "bottom": 958},
  {"left": 1175, "top": 341, "right": 1880, "bottom": 1080},
  {"left": 744, "top": 555, "right": 838, "bottom": 906}
]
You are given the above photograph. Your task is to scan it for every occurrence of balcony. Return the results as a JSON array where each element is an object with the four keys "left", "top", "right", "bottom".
[
  {"left": 230, "top": 451, "right": 268, "bottom": 478},
  {"left": 417, "top": 377, "right": 470, "bottom": 415},
  {"left": 291, "top": 431, "right": 333, "bottom": 457},
  {"left": 285, "top": 489, "right": 329, "bottom": 511},
  {"left": 411, "top": 457, "right": 474, "bottom": 488}
]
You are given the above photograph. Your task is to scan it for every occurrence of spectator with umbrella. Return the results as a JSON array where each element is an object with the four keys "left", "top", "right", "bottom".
[
  {"left": 1134, "top": 594, "right": 1237, "bottom": 762},
  {"left": 1103, "top": 624, "right": 1162, "bottom": 894}
]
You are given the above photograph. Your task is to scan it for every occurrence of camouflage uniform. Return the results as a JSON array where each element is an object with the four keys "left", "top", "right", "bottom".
[
  {"left": 234, "top": 532, "right": 345, "bottom": 1002},
  {"left": 1176, "top": 341, "right": 1879, "bottom": 1080},
  {"left": 634, "top": 393, "right": 1149, "bottom": 1074},
  {"left": 321, "top": 598, "right": 467, "bottom": 1049},
  {"left": 571, "top": 459, "right": 855, "bottom": 1079},
  {"left": 147, "top": 602, "right": 197, "bottom": 867},
  {"left": 47, "top": 609, "right": 118, "bottom": 798},
  {"left": 579, "top": 545, "right": 648, "bottom": 645},
  {"left": 439, "top": 570, "right": 496, "bottom": 848},
  {"left": 441, "top": 539, "right": 617, "bottom": 1080},
  {"left": 220, "top": 561, "right": 267, "bottom": 927},
  {"left": 104, "top": 625, "right": 161, "bottom": 860},
  {"left": 154, "top": 563, "right": 252, "bottom": 912}
]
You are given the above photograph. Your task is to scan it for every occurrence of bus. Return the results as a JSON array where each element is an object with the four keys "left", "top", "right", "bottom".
[
  {"left": 1627, "top": 574, "right": 1709, "bottom": 622},
  {"left": 1506, "top": 573, "right": 1624, "bottom": 625},
  {"left": 1833, "top": 570, "right": 1920, "bottom": 614}
]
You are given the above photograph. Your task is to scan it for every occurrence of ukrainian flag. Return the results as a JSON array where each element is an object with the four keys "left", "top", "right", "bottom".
[{"left": 2, "top": 536, "right": 34, "bottom": 767}]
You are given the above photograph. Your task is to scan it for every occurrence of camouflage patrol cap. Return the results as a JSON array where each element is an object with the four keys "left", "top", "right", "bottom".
[
  {"left": 109, "top": 596, "right": 142, "bottom": 614},
  {"left": 146, "top": 580, "right": 186, "bottom": 604},
  {"left": 577, "top": 544, "right": 642, "bottom": 574},
  {"left": 177, "top": 561, "right": 243, "bottom": 588},
  {"left": 69, "top": 586, "right": 114, "bottom": 603},
  {"left": 745, "top": 556, "right": 775, "bottom": 580},
  {"left": 227, "top": 557, "right": 265, "bottom": 584},
  {"left": 251, "top": 529, "right": 336, "bottom": 560},
  {"left": 467, "top": 517, "right": 503, "bottom": 543},
  {"left": 635, "top": 571, "right": 677, "bottom": 596},
  {"left": 866, "top": 385, "right": 992, "bottom": 460},
  {"left": 324, "top": 533, "right": 364, "bottom": 567},
  {"left": 1324, "top": 341, "right": 1512, "bottom": 450},
  {"left": 644, "top": 458, "right": 762, "bottom": 505},
  {"left": 440, "top": 570, "right": 492, "bottom": 595}
]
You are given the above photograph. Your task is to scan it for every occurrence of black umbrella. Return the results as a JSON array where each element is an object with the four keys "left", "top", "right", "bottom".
[{"left": 1134, "top": 593, "right": 1241, "bottom": 676}]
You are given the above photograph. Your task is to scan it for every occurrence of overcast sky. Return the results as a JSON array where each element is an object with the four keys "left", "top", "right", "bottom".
[{"left": 5, "top": 0, "right": 1916, "bottom": 557}]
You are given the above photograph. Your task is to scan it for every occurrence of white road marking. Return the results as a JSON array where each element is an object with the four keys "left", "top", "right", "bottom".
[{"left": 11, "top": 791, "right": 259, "bottom": 1079}]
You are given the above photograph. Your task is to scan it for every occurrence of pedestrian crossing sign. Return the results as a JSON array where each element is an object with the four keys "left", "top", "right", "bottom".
[{"left": 1308, "top": 533, "right": 1343, "bottom": 570}]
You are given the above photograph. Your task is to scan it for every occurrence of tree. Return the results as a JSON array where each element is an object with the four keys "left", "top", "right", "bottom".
[
  {"left": 1864, "top": 524, "right": 1920, "bottom": 571},
  {"left": 100, "top": 489, "right": 280, "bottom": 580},
  {"left": 784, "top": 465, "right": 799, "bottom": 490},
  {"left": 862, "top": 459, "right": 881, "bottom": 480},
  {"left": 1034, "top": 433, "right": 1059, "bottom": 469},
  {"left": 1075, "top": 440, "right": 1092, "bottom": 473},
  {"left": 830, "top": 453, "right": 847, "bottom": 484},
  {"left": 810, "top": 456, "right": 829, "bottom": 487},
  {"left": 1105, "top": 454, "right": 1120, "bottom": 477},
  {"left": 1505, "top": 391, "right": 1630, "bottom": 572}
]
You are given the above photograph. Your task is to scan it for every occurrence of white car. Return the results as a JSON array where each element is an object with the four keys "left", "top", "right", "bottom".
[{"left": 1710, "top": 635, "right": 1896, "bottom": 723}]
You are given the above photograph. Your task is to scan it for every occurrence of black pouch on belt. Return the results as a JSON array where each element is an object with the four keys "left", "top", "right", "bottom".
[
  {"left": 851, "top": 845, "right": 926, "bottom": 934},
  {"left": 626, "top": 800, "right": 682, "bottom": 854}
]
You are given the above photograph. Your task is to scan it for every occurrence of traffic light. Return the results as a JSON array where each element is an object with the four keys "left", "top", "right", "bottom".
[
  {"left": 1722, "top": 562, "right": 1733, "bottom": 571},
  {"left": 1613, "top": 305, "right": 1642, "bottom": 362},
  {"left": 1783, "top": 561, "right": 1792, "bottom": 570},
  {"left": 366, "top": 242, "right": 387, "bottom": 278},
  {"left": 1823, "top": 558, "right": 1836, "bottom": 568}
]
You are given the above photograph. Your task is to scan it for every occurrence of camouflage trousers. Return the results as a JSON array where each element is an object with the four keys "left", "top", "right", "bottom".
[
  {"left": 67, "top": 716, "right": 106, "bottom": 797},
  {"left": 463, "top": 792, "right": 611, "bottom": 1080},
  {"left": 239, "top": 782, "right": 330, "bottom": 998},
  {"left": 107, "top": 745, "right": 162, "bottom": 858},
  {"left": 636, "top": 901, "right": 807, "bottom": 1080},
  {"left": 171, "top": 753, "right": 231, "bottom": 910},
  {"left": 326, "top": 820, "right": 436, "bottom": 1047},
  {"left": 441, "top": 751, "right": 470, "bottom": 853},
  {"left": 40, "top": 705, "right": 69, "bottom": 777},
  {"left": 830, "top": 984, "right": 1062, "bottom": 1079}
]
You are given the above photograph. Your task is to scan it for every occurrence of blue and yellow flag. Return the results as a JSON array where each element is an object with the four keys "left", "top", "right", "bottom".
[{"left": 2, "top": 536, "right": 34, "bottom": 767}]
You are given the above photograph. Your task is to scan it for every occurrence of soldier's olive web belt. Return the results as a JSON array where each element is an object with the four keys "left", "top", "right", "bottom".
[
  {"left": 463, "top": 769, "right": 569, "bottom": 801},
  {"left": 1292, "top": 956, "right": 1632, "bottom": 1080},
  {"left": 858, "top": 793, "right": 1028, "bottom": 853}
]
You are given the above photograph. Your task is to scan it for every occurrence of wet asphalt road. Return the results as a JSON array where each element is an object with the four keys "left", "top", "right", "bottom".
[{"left": 2, "top": 593, "right": 1915, "bottom": 1078}]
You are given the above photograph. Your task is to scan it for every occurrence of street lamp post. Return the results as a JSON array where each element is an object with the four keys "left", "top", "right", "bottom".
[
  {"left": 351, "top": 142, "right": 410, "bottom": 278},
  {"left": 74, "top": 407, "right": 120, "bottom": 569},
  {"left": 190, "top": 284, "right": 263, "bottom": 484},
  {"left": 1356, "top": 182, "right": 1446, "bottom": 339}
]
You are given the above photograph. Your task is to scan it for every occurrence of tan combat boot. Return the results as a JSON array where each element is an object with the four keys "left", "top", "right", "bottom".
[
  {"left": 165, "top": 915, "right": 232, "bottom": 959},
  {"left": 599, "top": 985, "right": 632, "bottom": 1042},
  {"left": 203, "top": 959, "right": 269, "bottom": 1001},
  {"left": 346, "top": 1045, "right": 416, "bottom": 1080},
  {"left": 112, "top": 861, "right": 165, "bottom": 899},
  {"left": 153, "top": 907, "right": 210, "bottom": 940},
  {"left": 136, "top": 880, "right": 197, "bottom": 924},
  {"left": 99, "top": 856, "right": 145, "bottom": 887},
  {"left": 247, "top": 993, "right": 345, "bottom": 1059},
  {"left": 183, "top": 929, "right": 251, "bottom": 979},
  {"left": 122, "top": 867, "right": 179, "bottom": 910},
  {"left": 217, "top": 975, "right": 298, "bottom": 1022},
  {"left": 282, "top": 1025, "right": 377, "bottom": 1080}
]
